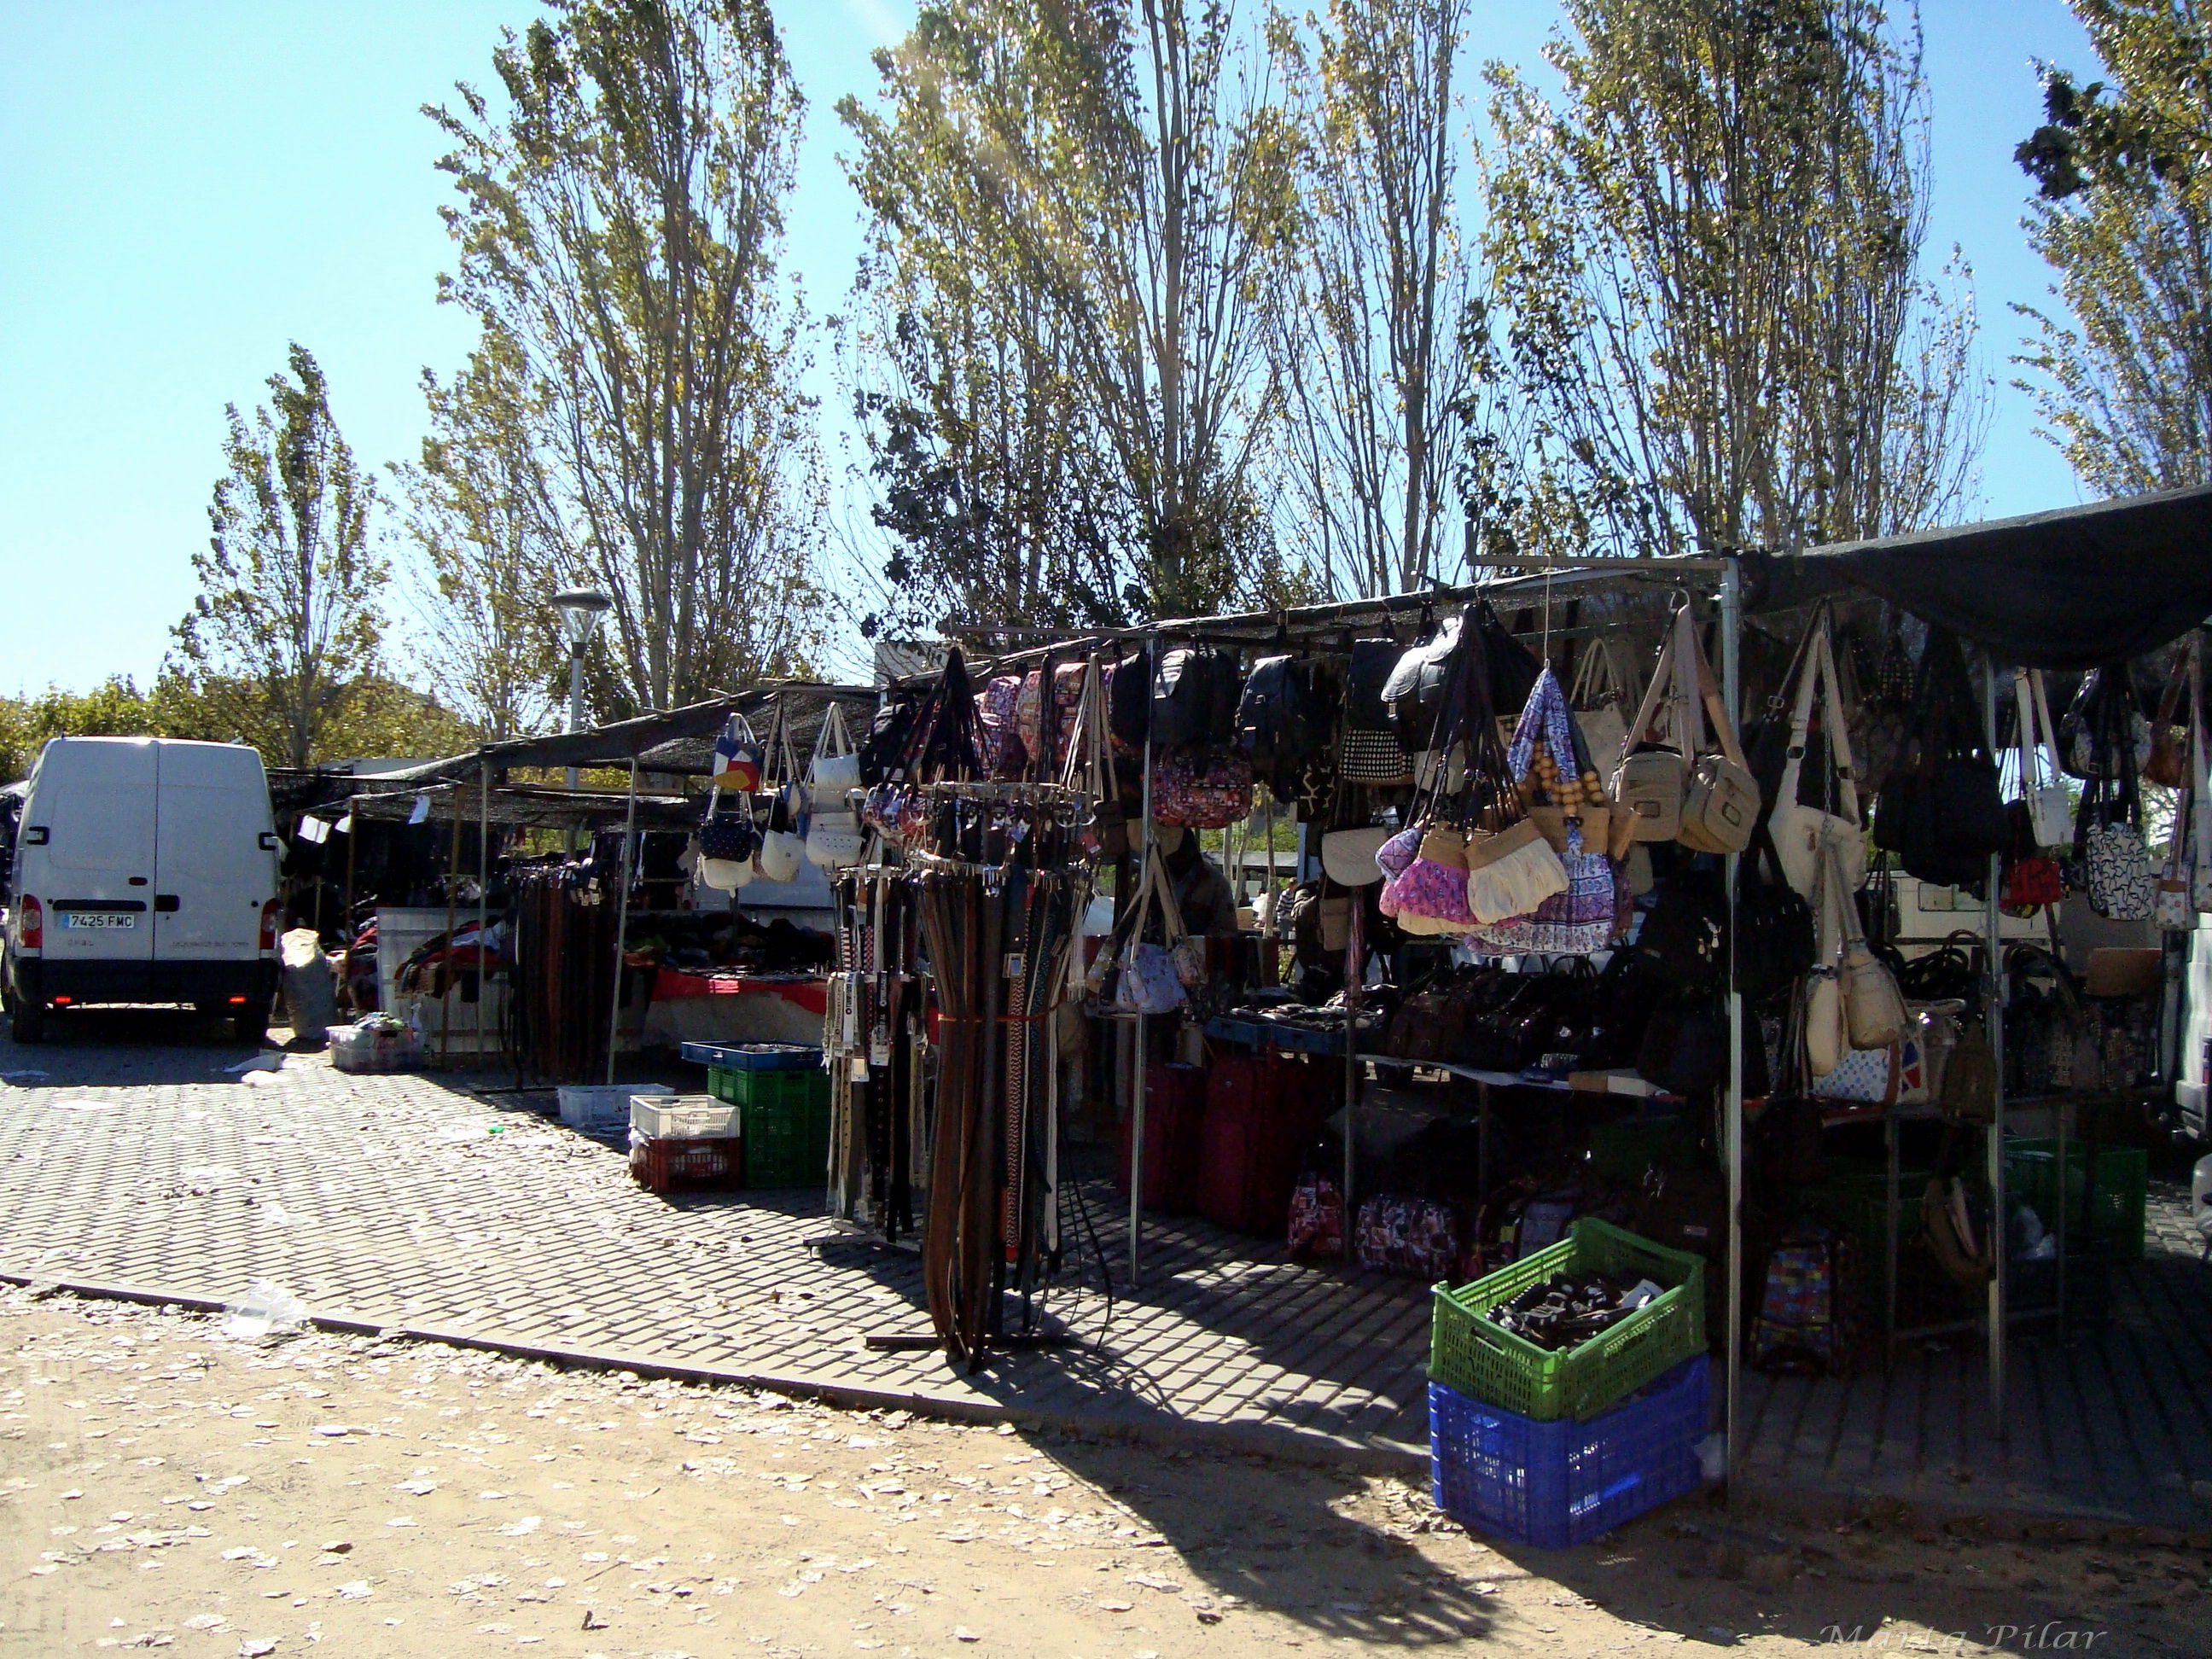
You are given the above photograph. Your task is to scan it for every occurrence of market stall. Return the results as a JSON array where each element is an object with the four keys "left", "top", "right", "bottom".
[{"left": 822, "top": 479, "right": 2212, "bottom": 1530}]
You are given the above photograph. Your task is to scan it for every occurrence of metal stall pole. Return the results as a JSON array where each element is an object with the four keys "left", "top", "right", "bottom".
[
  {"left": 1983, "top": 659, "right": 2008, "bottom": 1435},
  {"left": 477, "top": 761, "right": 491, "bottom": 1069},
  {"left": 440, "top": 789, "right": 461, "bottom": 1069},
  {"left": 1129, "top": 712, "right": 1154, "bottom": 1286},
  {"left": 340, "top": 806, "right": 358, "bottom": 1009},
  {"left": 605, "top": 760, "right": 640, "bottom": 1087},
  {"left": 1719, "top": 559, "right": 1746, "bottom": 1499}
]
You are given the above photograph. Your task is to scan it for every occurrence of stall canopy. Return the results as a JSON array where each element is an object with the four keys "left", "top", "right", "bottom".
[{"left": 1749, "top": 481, "right": 2212, "bottom": 670}]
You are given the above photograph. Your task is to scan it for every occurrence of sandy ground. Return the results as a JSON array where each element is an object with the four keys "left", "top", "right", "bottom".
[{"left": 0, "top": 1286, "right": 2201, "bottom": 1659}]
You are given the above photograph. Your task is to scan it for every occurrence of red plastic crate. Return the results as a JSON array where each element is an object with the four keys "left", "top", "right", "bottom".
[{"left": 630, "top": 1134, "right": 742, "bottom": 1194}]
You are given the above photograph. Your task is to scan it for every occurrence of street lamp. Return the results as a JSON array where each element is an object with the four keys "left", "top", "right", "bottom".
[{"left": 552, "top": 587, "right": 614, "bottom": 793}]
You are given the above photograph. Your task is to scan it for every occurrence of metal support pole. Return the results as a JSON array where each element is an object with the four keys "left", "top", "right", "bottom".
[
  {"left": 1984, "top": 660, "right": 2008, "bottom": 1435},
  {"left": 477, "top": 762, "right": 491, "bottom": 1068},
  {"left": 440, "top": 793, "right": 460, "bottom": 1069},
  {"left": 566, "top": 648, "right": 586, "bottom": 795},
  {"left": 1129, "top": 719, "right": 1153, "bottom": 1286},
  {"left": 1720, "top": 559, "right": 1745, "bottom": 1499},
  {"left": 341, "top": 806, "right": 358, "bottom": 1010},
  {"left": 605, "top": 760, "right": 639, "bottom": 1086}
]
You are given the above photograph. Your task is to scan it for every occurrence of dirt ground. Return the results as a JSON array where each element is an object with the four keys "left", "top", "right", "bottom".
[{"left": 0, "top": 1286, "right": 2201, "bottom": 1659}]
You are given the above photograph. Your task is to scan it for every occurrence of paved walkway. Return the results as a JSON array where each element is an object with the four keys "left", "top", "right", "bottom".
[{"left": 3, "top": 1011, "right": 2208, "bottom": 1531}]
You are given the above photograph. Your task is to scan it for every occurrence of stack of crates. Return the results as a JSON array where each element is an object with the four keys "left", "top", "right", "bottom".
[
  {"left": 628, "top": 1093, "right": 742, "bottom": 1193},
  {"left": 1426, "top": 1217, "right": 1710, "bottom": 1548},
  {"left": 681, "top": 1042, "right": 831, "bottom": 1189}
]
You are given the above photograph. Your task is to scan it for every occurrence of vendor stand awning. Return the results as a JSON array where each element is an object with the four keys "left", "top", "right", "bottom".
[{"left": 1746, "top": 482, "right": 2212, "bottom": 669}]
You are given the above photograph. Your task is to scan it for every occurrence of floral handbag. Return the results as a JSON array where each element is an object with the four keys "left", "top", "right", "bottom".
[
  {"left": 975, "top": 675, "right": 1027, "bottom": 778},
  {"left": 1152, "top": 748, "right": 1255, "bottom": 829}
]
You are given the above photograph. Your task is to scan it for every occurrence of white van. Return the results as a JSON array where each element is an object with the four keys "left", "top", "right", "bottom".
[{"left": 3, "top": 737, "right": 281, "bottom": 1043}]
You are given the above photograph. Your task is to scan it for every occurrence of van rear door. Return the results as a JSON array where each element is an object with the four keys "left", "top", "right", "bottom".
[
  {"left": 32, "top": 737, "right": 157, "bottom": 964},
  {"left": 152, "top": 742, "right": 275, "bottom": 960}
]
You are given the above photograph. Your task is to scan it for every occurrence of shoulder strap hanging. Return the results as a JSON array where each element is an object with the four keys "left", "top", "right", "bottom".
[
  {"left": 1812, "top": 624, "right": 1860, "bottom": 821},
  {"left": 1618, "top": 626, "right": 1680, "bottom": 762},
  {"left": 1679, "top": 608, "right": 1749, "bottom": 771},
  {"left": 1569, "top": 636, "right": 1623, "bottom": 708}
]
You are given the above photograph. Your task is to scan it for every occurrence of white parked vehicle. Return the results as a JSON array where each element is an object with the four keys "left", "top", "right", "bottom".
[{"left": 3, "top": 737, "right": 281, "bottom": 1043}]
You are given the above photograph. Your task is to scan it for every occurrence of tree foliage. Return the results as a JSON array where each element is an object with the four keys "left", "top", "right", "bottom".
[
  {"left": 1270, "top": 0, "right": 1478, "bottom": 596},
  {"left": 2014, "top": 0, "right": 2212, "bottom": 494},
  {"left": 1474, "top": 0, "right": 1986, "bottom": 562},
  {"left": 428, "top": 0, "right": 829, "bottom": 714},
  {"left": 172, "top": 343, "right": 390, "bottom": 770},
  {"left": 394, "top": 329, "right": 566, "bottom": 742},
  {"left": 838, "top": 0, "right": 1135, "bottom": 639},
  {"left": 839, "top": 0, "right": 1313, "bottom": 626}
]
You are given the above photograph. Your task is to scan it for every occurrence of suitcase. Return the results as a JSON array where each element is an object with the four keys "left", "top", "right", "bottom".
[
  {"left": 1197, "top": 1052, "right": 1326, "bottom": 1233},
  {"left": 1116, "top": 1062, "right": 1208, "bottom": 1214}
]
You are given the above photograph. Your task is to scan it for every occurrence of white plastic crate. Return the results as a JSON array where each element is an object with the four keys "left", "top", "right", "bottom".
[
  {"left": 631, "top": 1094, "right": 741, "bottom": 1139},
  {"left": 558, "top": 1082, "right": 670, "bottom": 1131}
]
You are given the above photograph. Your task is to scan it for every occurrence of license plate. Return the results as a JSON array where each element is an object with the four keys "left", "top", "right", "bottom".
[{"left": 61, "top": 912, "right": 136, "bottom": 930}]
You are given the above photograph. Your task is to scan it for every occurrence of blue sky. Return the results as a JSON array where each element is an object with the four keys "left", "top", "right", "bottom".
[{"left": 0, "top": 1, "right": 2097, "bottom": 697}]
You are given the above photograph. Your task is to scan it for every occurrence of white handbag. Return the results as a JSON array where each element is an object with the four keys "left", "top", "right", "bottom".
[
  {"left": 755, "top": 709, "right": 805, "bottom": 882},
  {"left": 1768, "top": 618, "right": 1864, "bottom": 899},
  {"left": 1321, "top": 826, "right": 1390, "bottom": 888},
  {"left": 2017, "top": 669, "right": 2073, "bottom": 850},
  {"left": 804, "top": 702, "right": 864, "bottom": 869},
  {"left": 808, "top": 701, "right": 862, "bottom": 798}
]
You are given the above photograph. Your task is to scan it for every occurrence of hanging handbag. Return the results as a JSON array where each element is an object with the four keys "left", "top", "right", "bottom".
[
  {"left": 1321, "top": 826, "right": 1390, "bottom": 888},
  {"left": 1735, "top": 822, "right": 1817, "bottom": 1004},
  {"left": 1610, "top": 625, "right": 1689, "bottom": 842},
  {"left": 1151, "top": 748, "right": 1254, "bottom": 830},
  {"left": 1824, "top": 840, "right": 1906, "bottom": 1049},
  {"left": 709, "top": 712, "right": 765, "bottom": 793},
  {"left": 2061, "top": 662, "right": 2151, "bottom": 781},
  {"left": 1062, "top": 656, "right": 1129, "bottom": 861},
  {"left": 753, "top": 704, "right": 806, "bottom": 882},
  {"left": 805, "top": 701, "right": 865, "bottom": 869},
  {"left": 2143, "top": 649, "right": 2192, "bottom": 789},
  {"left": 1342, "top": 638, "right": 1416, "bottom": 784},
  {"left": 2076, "top": 768, "right": 2154, "bottom": 920},
  {"left": 1568, "top": 635, "right": 1632, "bottom": 780},
  {"left": 975, "top": 673, "right": 1027, "bottom": 778},
  {"left": 2015, "top": 669, "right": 2074, "bottom": 849},
  {"left": 2155, "top": 793, "right": 2193, "bottom": 931},
  {"left": 1109, "top": 852, "right": 1192, "bottom": 1016},
  {"left": 1674, "top": 606, "right": 1761, "bottom": 855},
  {"left": 1768, "top": 613, "right": 1865, "bottom": 899}
]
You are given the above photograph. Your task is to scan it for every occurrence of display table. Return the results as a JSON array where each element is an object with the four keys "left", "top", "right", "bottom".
[{"left": 643, "top": 969, "right": 828, "bottom": 1049}]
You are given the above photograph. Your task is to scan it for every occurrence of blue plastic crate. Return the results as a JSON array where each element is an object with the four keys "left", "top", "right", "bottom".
[
  {"left": 1429, "top": 1352, "right": 1708, "bottom": 1550},
  {"left": 679, "top": 1041, "right": 823, "bottom": 1072}
]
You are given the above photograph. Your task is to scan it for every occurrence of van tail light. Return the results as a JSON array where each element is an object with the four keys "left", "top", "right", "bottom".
[
  {"left": 259, "top": 899, "right": 280, "bottom": 952},
  {"left": 18, "top": 896, "right": 41, "bottom": 950}
]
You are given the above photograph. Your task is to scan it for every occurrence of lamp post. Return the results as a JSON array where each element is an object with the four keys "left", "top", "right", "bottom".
[{"left": 551, "top": 587, "right": 614, "bottom": 791}]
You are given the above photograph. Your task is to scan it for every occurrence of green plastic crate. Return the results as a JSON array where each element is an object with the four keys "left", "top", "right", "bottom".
[
  {"left": 1587, "top": 1115, "right": 1684, "bottom": 1184},
  {"left": 707, "top": 1064, "right": 830, "bottom": 1111},
  {"left": 741, "top": 1092, "right": 832, "bottom": 1188},
  {"left": 2005, "top": 1139, "right": 2147, "bottom": 1261},
  {"left": 1811, "top": 1165, "right": 1929, "bottom": 1258},
  {"left": 1429, "top": 1217, "right": 1706, "bottom": 1423}
]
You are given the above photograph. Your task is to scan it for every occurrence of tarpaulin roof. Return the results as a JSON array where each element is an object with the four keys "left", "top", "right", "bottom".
[
  {"left": 364, "top": 683, "right": 879, "bottom": 786},
  {"left": 306, "top": 783, "right": 699, "bottom": 832},
  {"left": 1747, "top": 482, "right": 2212, "bottom": 669}
]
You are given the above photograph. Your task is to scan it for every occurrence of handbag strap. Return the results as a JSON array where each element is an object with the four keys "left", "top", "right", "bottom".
[
  {"left": 1620, "top": 627, "right": 1680, "bottom": 760},
  {"left": 1679, "top": 609, "right": 1749, "bottom": 771},
  {"left": 2192, "top": 646, "right": 2211, "bottom": 873},
  {"left": 1569, "top": 636, "right": 1623, "bottom": 708}
]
